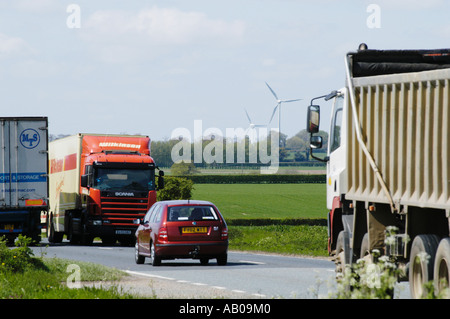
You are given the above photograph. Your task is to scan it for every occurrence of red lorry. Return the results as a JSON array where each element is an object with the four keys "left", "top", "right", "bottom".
[{"left": 47, "top": 134, "right": 164, "bottom": 245}]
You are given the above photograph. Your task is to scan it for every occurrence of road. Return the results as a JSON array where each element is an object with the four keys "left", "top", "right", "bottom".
[{"left": 31, "top": 239, "right": 411, "bottom": 299}]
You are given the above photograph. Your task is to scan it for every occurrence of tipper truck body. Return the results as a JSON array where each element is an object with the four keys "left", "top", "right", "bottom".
[
  {"left": 307, "top": 45, "right": 450, "bottom": 298},
  {"left": 48, "top": 134, "right": 163, "bottom": 245},
  {"left": 0, "top": 117, "right": 48, "bottom": 244}
]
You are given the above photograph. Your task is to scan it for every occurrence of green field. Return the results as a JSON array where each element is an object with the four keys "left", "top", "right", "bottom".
[{"left": 191, "top": 183, "right": 327, "bottom": 220}]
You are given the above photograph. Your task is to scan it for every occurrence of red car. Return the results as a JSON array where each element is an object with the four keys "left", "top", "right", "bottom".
[{"left": 135, "top": 200, "right": 228, "bottom": 266}]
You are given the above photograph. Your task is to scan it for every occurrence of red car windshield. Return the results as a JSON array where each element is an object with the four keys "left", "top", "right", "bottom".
[{"left": 167, "top": 206, "right": 219, "bottom": 222}]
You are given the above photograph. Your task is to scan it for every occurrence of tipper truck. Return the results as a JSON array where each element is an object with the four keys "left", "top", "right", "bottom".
[
  {"left": 307, "top": 44, "right": 450, "bottom": 298},
  {"left": 0, "top": 117, "right": 48, "bottom": 244},
  {"left": 47, "top": 134, "right": 164, "bottom": 246}
]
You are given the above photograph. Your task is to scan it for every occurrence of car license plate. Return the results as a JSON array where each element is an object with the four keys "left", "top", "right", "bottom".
[
  {"left": 115, "top": 230, "right": 131, "bottom": 235},
  {"left": 182, "top": 227, "right": 207, "bottom": 234}
]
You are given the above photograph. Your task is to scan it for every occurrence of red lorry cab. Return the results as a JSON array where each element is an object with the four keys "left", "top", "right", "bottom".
[{"left": 48, "top": 134, "right": 164, "bottom": 245}]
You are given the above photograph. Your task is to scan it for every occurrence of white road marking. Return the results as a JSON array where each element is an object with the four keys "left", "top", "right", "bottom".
[
  {"left": 125, "top": 269, "right": 259, "bottom": 297},
  {"left": 231, "top": 289, "right": 246, "bottom": 294},
  {"left": 125, "top": 270, "right": 175, "bottom": 281},
  {"left": 212, "top": 286, "right": 227, "bottom": 290},
  {"left": 192, "top": 282, "right": 208, "bottom": 286},
  {"left": 239, "top": 260, "right": 266, "bottom": 265}
]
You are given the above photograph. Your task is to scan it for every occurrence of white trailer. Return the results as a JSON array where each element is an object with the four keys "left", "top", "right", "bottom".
[
  {"left": 307, "top": 45, "right": 450, "bottom": 298},
  {"left": 0, "top": 117, "right": 48, "bottom": 244}
]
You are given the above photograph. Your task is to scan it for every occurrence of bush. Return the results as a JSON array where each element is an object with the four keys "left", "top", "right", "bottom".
[
  {"left": 170, "top": 162, "right": 200, "bottom": 176},
  {"left": 0, "top": 235, "right": 46, "bottom": 274},
  {"left": 157, "top": 176, "right": 194, "bottom": 201}
]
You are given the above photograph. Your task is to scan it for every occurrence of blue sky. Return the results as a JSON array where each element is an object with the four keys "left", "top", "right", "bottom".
[{"left": 0, "top": 0, "right": 449, "bottom": 141}]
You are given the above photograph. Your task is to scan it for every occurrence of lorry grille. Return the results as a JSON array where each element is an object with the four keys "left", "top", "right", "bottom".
[{"left": 100, "top": 195, "right": 148, "bottom": 226}]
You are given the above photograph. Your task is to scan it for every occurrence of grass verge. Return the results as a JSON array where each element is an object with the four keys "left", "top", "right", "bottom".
[
  {"left": 0, "top": 235, "right": 133, "bottom": 299},
  {"left": 229, "top": 225, "right": 329, "bottom": 257}
]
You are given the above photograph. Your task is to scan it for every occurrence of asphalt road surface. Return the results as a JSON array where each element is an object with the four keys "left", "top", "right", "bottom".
[{"left": 31, "top": 239, "right": 411, "bottom": 299}]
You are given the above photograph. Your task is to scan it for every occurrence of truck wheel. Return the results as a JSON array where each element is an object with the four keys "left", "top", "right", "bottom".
[
  {"left": 360, "top": 233, "right": 372, "bottom": 261},
  {"left": 47, "top": 215, "right": 63, "bottom": 244},
  {"left": 433, "top": 238, "right": 450, "bottom": 298},
  {"left": 335, "top": 231, "right": 350, "bottom": 280},
  {"left": 409, "top": 234, "right": 440, "bottom": 299}
]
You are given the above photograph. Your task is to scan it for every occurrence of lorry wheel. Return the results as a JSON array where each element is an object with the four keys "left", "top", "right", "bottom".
[
  {"left": 409, "top": 234, "right": 440, "bottom": 299},
  {"left": 47, "top": 216, "right": 63, "bottom": 244},
  {"left": 360, "top": 233, "right": 372, "bottom": 262},
  {"left": 335, "top": 231, "right": 349, "bottom": 280},
  {"left": 433, "top": 238, "right": 450, "bottom": 298}
]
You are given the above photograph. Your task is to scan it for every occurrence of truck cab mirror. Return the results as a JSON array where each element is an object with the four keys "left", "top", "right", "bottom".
[
  {"left": 310, "top": 135, "right": 323, "bottom": 149},
  {"left": 158, "top": 175, "right": 165, "bottom": 190},
  {"left": 306, "top": 105, "right": 320, "bottom": 134},
  {"left": 80, "top": 174, "right": 89, "bottom": 188}
]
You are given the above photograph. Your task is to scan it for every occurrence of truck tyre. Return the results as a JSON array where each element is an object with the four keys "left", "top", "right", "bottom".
[
  {"left": 360, "top": 233, "right": 371, "bottom": 260},
  {"left": 80, "top": 233, "right": 94, "bottom": 246},
  {"left": 335, "top": 231, "right": 350, "bottom": 280},
  {"left": 68, "top": 222, "right": 80, "bottom": 245},
  {"left": 409, "top": 234, "right": 440, "bottom": 299},
  {"left": 433, "top": 238, "right": 450, "bottom": 298},
  {"left": 47, "top": 215, "right": 63, "bottom": 244}
]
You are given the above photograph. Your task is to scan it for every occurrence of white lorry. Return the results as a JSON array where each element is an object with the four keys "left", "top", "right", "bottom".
[
  {"left": 307, "top": 44, "right": 450, "bottom": 298},
  {"left": 0, "top": 117, "right": 48, "bottom": 244}
]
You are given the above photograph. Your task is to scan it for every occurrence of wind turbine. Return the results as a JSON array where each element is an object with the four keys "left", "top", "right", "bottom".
[
  {"left": 244, "top": 108, "right": 267, "bottom": 143},
  {"left": 266, "top": 82, "right": 302, "bottom": 146}
]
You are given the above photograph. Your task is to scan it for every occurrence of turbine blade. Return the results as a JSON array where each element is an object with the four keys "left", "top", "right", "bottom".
[
  {"left": 268, "top": 104, "right": 278, "bottom": 124},
  {"left": 282, "top": 98, "right": 302, "bottom": 103},
  {"left": 265, "top": 82, "right": 278, "bottom": 100},
  {"left": 244, "top": 108, "right": 252, "bottom": 123}
]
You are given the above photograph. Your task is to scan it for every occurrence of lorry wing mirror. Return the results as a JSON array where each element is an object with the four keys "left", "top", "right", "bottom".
[
  {"left": 310, "top": 135, "right": 323, "bottom": 149},
  {"left": 325, "top": 90, "right": 339, "bottom": 101},
  {"left": 306, "top": 105, "right": 320, "bottom": 133},
  {"left": 80, "top": 174, "right": 89, "bottom": 188},
  {"left": 157, "top": 169, "right": 165, "bottom": 189}
]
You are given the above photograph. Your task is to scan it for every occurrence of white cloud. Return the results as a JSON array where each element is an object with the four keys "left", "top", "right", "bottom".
[
  {"left": 0, "top": 32, "right": 33, "bottom": 57},
  {"left": 84, "top": 6, "right": 245, "bottom": 46},
  {"left": 12, "top": 0, "right": 60, "bottom": 12},
  {"left": 376, "top": 0, "right": 444, "bottom": 10}
]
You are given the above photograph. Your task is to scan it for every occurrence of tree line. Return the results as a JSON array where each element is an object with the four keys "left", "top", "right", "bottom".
[
  {"left": 150, "top": 129, "right": 328, "bottom": 168},
  {"left": 49, "top": 129, "right": 328, "bottom": 169}
]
